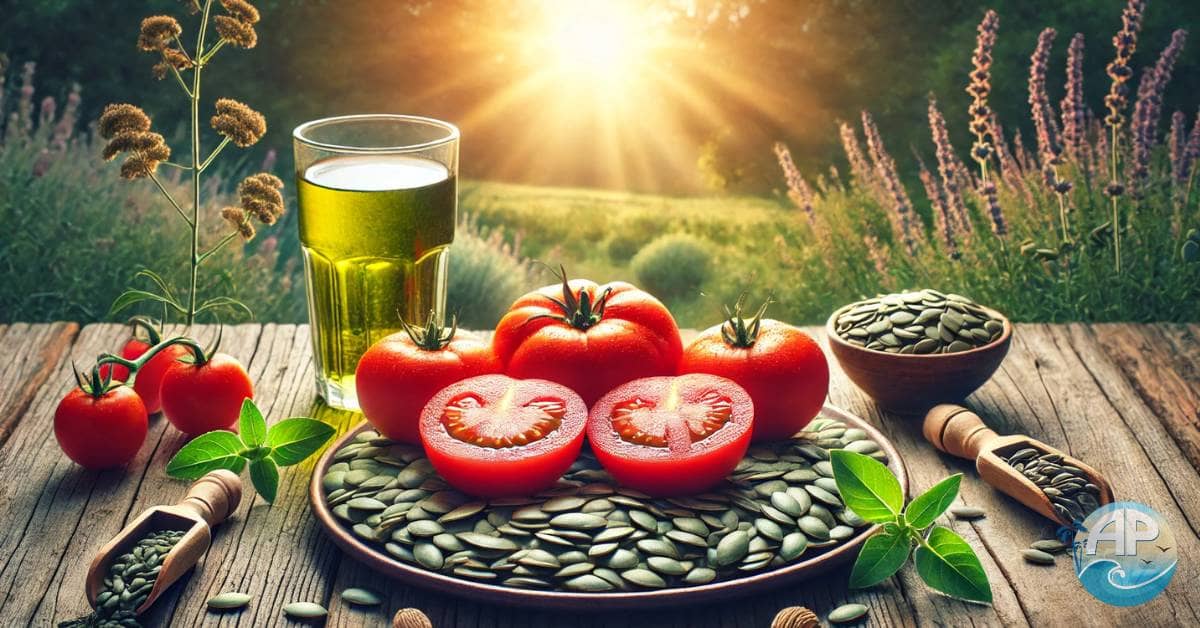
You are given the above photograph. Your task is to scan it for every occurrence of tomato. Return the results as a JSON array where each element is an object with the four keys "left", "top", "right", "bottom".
[
  {"left": 493, "top": 270, "right": 682, "bottom": 406},
  {"left": 588, "top": 374, "right": 753, "bottom": 496},
  {"left": 160, "top": 352, "right": 254, "bottom": 436},
  {"left": 356, "top": 320, "right": 500, "bottom": 444},
  {"left": 679, "top": 298, "right": 829, "bottom": 441},
  {"left": 419, "top": 374, "right": 587, "bottom": 497},
  {"left": 54, "top": 384, "right": 147, "bottom": 470}
]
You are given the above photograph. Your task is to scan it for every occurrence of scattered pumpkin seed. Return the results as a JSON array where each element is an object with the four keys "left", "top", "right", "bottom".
[
  {"left": 828, "top": 603, "right": 869, "bottom": 624},
  {"left": 282, "top": 602, "right": 327, "bottom": 619},
  {"left": 341, "top": 587, "right": 382, "bottom": 606},
  {"left": 206, "top": 592, "right": 252, "bottom": 610}
]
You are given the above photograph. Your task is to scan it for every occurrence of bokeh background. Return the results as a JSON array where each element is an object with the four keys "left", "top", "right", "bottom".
[{"left": 2, "top": 0, "right": 1198, "bottom": 327}]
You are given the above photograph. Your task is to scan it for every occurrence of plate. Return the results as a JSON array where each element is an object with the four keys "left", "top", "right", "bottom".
[{"left": 309, "top": 404, "right": 907, "bottom": 609}]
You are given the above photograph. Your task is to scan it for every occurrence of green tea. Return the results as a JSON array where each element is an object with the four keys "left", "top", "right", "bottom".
[{"left": 297, "top": 154, "right": 456, "bottom": 409}]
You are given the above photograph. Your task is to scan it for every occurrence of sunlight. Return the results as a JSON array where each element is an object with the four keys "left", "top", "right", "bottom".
[{"left": 528, "top": 0, "right": 656, "bottom": 88}]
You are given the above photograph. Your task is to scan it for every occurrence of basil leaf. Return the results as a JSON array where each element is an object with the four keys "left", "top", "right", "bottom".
[
  {"left": 830, "top": 449, "right": 903, "bottom": 523},
  {"left": 250, "top": 458, "right": 280, "bottom": 503},
  {"left": 849, "top": 527, "right": 912, "bottom": 589},
  {"left": 905, "top": 474, "right": 962, "bottom": 530},
  {"left": 914, "top": 525, "right": 993, "bottom": 603},
  {"left": 267, "top": 418, "right": 335, "bottom": 466},
  {"left": 238, "top": 398, "right": 267, "bottom": 448},
  {"left": 165, "top": 431, "right": 246, "bottom": 479}
]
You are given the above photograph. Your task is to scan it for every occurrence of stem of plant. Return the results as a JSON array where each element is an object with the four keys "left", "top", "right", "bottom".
[
  {"left": 197, "top": 231, "right": 239, "bottom": 264},
  {"left": 95, "top": 335, "right": 208, "bottom": 375},
  {"left": 147, "top": 171, "right": 193, "bottom": 227},
  {"left": 1109, "top": 125, "right": 1121, "bottom": 274},
  {"left": 186, "top": 1, "right": 215, "bottom": 327}
]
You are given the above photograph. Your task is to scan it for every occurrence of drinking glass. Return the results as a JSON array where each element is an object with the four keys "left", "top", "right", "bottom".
[{"left": 293, "top": 115, "right": 459, "bottom": 410}]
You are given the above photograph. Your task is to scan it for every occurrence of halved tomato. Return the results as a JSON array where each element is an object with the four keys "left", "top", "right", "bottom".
[
  {"left": 419, "top": 375, "right": 588, "bottom": 497},
  {"left": 588, "top": 374, "right": 753, "bottom": 496}
]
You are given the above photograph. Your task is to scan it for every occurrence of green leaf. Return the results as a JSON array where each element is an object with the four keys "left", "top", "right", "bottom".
[
  {"left": 238, "top": 398, "right": 267, "bottom": 448},
  {"left": 267, "top": 418, "right": 335, "bottom": 466},
  {"left": 165, "top": 431, "right": 246, "bottom": 479},
  {"left": 830, "top": 449, "right": 903, "bottom": 523},
  {"left": 905, "top": 474, "right": 962, "bottom": 530},
  {"left": 134, "top": 269, "right": 179, "bottom": 304},
  {"left": 195, "top": 296, "right": 254, "bottom": 319},
  {"left": 914, "top": 526, "right": 992, "bottom": 603},
  {"left": 109, "top": 289, "right": 186, "bottom": 317},
  {"left": 249, "top": 458, "right": 279, "bottom": 503},
  {"left": 849, "top": 527, "right": 912, "bottom": 588}
]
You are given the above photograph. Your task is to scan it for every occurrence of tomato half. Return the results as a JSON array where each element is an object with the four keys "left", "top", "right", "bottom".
[
  {"left": 492, "top": 271, "right": 682, "bottom": 405},
  {"left": 588, "top": 374, "right": 753, "bottom": 496},
  {"left": 356, "top": 323, "right": 500, "bottom": 444},
  {"left": 679, "top": 299, "right": 829, "bottom": 441},
  {"left": 419, "top": 375, "right": 587, "bottom": 497}
]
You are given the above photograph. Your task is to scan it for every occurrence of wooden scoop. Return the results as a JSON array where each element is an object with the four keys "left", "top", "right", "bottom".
[
  {"left": 923, "top": 404, "right": 1114, "bottom": 526},
  {"left": 86, "top": 470, "right": 242, "bottom": 614}
]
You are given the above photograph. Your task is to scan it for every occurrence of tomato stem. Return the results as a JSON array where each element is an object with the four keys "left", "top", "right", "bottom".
[
  {"left": 73, "top": 360, "right": 121, "bottom": 399},
  {"left": 400, "top": 310, "right": 459, "bottom": 351},
  {"left": 128, "top": 316, "right": 164, "bottom": 345},
  {"left": 525, "top": 265, "right": 613, "bottom": 331},
  {"left": 720, "top": 293, "right": 773, "bottom": 348},
  {"left": 96, "top": 334, "right": 209, "bottom": 374}
]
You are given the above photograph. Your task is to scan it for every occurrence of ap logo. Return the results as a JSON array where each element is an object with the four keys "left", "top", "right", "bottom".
[{"left": 1073, "top": 501, "right": 1177, "bottom": 606}]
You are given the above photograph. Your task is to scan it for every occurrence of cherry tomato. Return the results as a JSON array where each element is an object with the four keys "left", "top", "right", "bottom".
[
  {"left": 588, "top": 374, "right": 753, "bottom": 496},
  {"left": 54, "top": 385, "right": 148, "bottom": 470},
  {"left": 679, "top": 299, "right": 829, "bottom": 441},
  {"left": 356, "top": 322, "right": 500, "bottom": 444},
  {"left": 159, "top": 353, "right": 254, "bottom": 436},
  {"left": 419, "top": 374, "right": 587, "bottom": 497},
  {"left": 493, "top": 271, "right": 682, "bottom": 406}
]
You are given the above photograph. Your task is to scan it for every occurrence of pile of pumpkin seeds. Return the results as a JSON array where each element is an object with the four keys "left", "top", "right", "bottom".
[
  {"left": 59, "top": 529, "right": 184, "bottom": 628},
  {"left": 321, "top": 417, "right": 887, "bottom": 593},
  {"left": 1004, "top": 448, "right": 1101, "bottom": 523},
  {"left": 834, "top": 289, "right": 1005, "bottom": 354}
]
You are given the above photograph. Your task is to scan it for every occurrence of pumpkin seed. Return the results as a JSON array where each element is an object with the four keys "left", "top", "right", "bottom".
[
  {"left": 456, "top": 532, "right": 519, "bottom": 552},
  {"left": 950, "top": 506, "right": 986, "bottom": 520},
  {"left": 780, "top": 533, "right": 809, "bottom": 560},
  {"left": 621, "top": 568, "right": 666, "bottom": 588},
  {"left": 341, "top": 587, "right": 382, "bottom": 606},
  {"left": 714, "top": 531, "right": 750, "bottom": 567},
  {"left": 282, "top": 602, "right": 327, "bottom": 619},
  {"left": 828, "top": 603, "right": 869, "bottom": 624},
  {"left": 206, "top": 592, "right": 252, "bottom": 610},
  {"left": 1030, "top": 539, "right": 1067, "bottom": 553},
  {"left": 1022, "top": 549, "right": 1057, "bottom": 565},
  {"left": 565, "top": 574, "right": 614, "bottom": 592}
]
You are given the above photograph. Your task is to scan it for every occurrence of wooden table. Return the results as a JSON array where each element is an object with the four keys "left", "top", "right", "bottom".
[{"left": 1, "top": 322, "right": 1197, "bottom": 627}]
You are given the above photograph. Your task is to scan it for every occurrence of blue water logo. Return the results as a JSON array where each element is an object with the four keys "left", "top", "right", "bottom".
[{"left": 1073, "top": 501, "right": 1177, "bottom": 607}]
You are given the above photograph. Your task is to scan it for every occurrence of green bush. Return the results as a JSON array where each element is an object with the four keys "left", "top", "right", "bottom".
[
  {"left": 630, "top": 234, "right": 714, "bottom": 303},
  {"left": 446, "top": 218, "right": 534, "bottom": 329}
]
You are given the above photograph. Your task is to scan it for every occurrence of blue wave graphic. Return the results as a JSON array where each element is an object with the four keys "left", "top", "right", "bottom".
[{"left": 1077, "top": 558, "right": 1176, "bottom": 606}]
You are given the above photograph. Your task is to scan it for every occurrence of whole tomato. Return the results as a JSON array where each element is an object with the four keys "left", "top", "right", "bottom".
[
  {"left": 679, "top": 297, "right": 829, "bottom": 442},
  {"left": 160, "top": 351, "right": 254, "bottom": 436},
  {"left": 356, "top": 319, "right": 500, "bottom": 443},
  {"left": 493, "top": 269, "right": 682, "bottom": 405},
  {"left": 55, "top": 377, "right": 148, "bottom": 470},
  {"left": 98, "top": 318, "right": 189, "bottom": 414}
]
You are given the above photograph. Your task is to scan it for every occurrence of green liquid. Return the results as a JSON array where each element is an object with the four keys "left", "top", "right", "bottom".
[{"left": 297, "top": 155, "right": 456, "bottom": 409}]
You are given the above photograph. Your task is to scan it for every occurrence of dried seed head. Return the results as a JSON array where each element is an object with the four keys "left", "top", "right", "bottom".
[
  {"left": 152, "top": 48, "right": 194, "bottom": 80},
  {"left": 214, "top": 15, "right": 258, "bottom": 49},
  {"left": 238, "top": 172, "right": 285, "bottom": 224},
  {"left": 211, "top": 98, "right": 266, "bottom": 147},
  {"left": 220, "top": 0, "right": 261, "bottom": 24},
  {"left": 98, "top": 103, "right": 151, "bottom": 139},
  {"left": 106, "top": 131, "right": 170, "bottom": 179},
  {"left": 222, "top": 206, "right": 256, "bottom": 240},
  {"left": 138, "top": 16, "right": 182, "bottom": 52}
]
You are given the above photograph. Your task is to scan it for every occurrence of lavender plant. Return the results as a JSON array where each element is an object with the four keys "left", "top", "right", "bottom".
[{"left": 103, "top": 0, "right": 282, "bottom": 325}]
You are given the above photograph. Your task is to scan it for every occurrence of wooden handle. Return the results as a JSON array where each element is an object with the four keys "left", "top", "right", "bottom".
[
  {"left": 923, "top": 404, "right": 999, "bottom": 460},
  {"left": 176, "top": 470, "right": 242, "bottom": 527}
]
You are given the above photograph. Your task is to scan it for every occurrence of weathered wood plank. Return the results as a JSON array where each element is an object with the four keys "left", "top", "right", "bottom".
[
  {"left": 964, "top": 324, "right": 1200, "bottom": 628},
  {"left": 0, "top": 322, "right": 79, "bottom": 449},
  {"left": 1090, "top": 323, "right": 1200, "bottom": 474}
]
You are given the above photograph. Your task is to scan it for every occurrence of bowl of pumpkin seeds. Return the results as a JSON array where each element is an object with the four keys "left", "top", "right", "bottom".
[
  {"left": 309, "top": 405, "right": 907, "bottom": 609},
  {"left": 826, "top": 289, "right": 1012, "bottom": 414}
]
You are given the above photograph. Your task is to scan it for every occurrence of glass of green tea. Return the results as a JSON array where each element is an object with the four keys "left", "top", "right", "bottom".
[{"left": 293, "top": 115, "right": 458, "bottom": 410}]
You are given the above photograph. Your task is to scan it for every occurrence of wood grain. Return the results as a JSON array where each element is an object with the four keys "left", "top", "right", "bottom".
[{"left": 0, "top": 323, "right": 1195, "bottom": 627}]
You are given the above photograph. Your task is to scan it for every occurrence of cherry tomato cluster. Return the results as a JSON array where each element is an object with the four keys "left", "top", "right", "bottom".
[
  {"left": 54, "top": 318, "right": 253, "bottom": 470},
  {"left": 356, "top": 270, "right": 830, "bottom": 498}
]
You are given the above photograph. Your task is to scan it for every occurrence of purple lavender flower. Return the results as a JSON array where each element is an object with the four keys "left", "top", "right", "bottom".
[
  {"left": 1131, "top": 29, "right": 1188, "bottom": 185},
  {"left": 1104, "top": 0, "right": 1148, "bottom": 130},
  {"left": 928, "top": 96, "right": 972, "bottom": 240},
  {"left": 980, "top": 180, "right": 1007, "bottom": 236},
  {"left": 1061, "top": 34, "right": 1086, "bottom": 161},
  {"left": 1029, "top": 28, "right": 1060, "bottom": 172},
  {"left": 839, "top": 120, "right": 876, "bottom": 189},
  {"left": 1170, "top": 110, "right": 1187, "bottom": 183},
  {"left": 967, "top": 10, "right": 1000, "bottom": 170},
  {"left": 862, "top": 111, "right": 921, "bottom": 253},
  {"left": 774, "top": 141, "right": 816, "bottom": 225},
  {"left": 918, "top": 154, "right": 958, "bottom": 256}
]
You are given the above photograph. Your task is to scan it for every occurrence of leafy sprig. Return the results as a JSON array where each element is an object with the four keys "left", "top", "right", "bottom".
[
  {"left": 166, "top": 399, "right": 334, "bottom": 502},
  {"left": 832, "top": 450, "right": 992, "bottom": 603}
]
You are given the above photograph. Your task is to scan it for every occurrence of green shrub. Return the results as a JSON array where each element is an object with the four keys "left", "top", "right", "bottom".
[
  {"left": 631, "top": 234, "right": 713, "bottom": 302},
  {"left": 447, "top": 218, "right": 534, "bottom": 329}
]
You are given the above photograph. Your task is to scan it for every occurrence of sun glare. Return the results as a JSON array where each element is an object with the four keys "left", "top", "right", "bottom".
[{"left": 538, "top": 2, "right": 649, "bottom": 83}]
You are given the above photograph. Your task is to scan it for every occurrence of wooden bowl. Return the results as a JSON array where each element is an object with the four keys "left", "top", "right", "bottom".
[
  {"left": 310, "top": 404, "right": 907, "bottom": 610},
  {"left": 825, "top": 303, "right": 1013, "bottom": 415}
]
